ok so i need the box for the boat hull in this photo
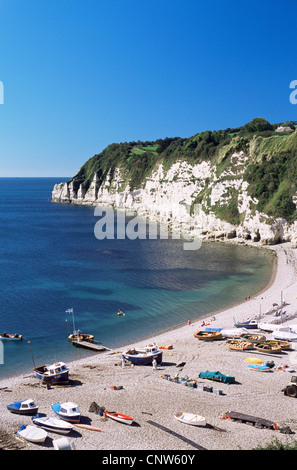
[123,350,163,365]
[51,402,81,424]
[32,417,73,435]
[105,411,133,425]
[33,365,69,384]
[174,412,206,426]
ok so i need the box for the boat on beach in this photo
[219,328,249,338]
[194,330,222,341]
[32,415,74,435]
[32,361,69,384]
[174,412,206,426]
[7,399,38,415]
[254,342,282,354]
[240,333,266,343]
[105,411,134,425]
[227,340,254,351]
[264,339,291,350]
[51,402,81,424]
[0,332,22,341]
[234,318,258,329]
[17,425,48,444]
[123,344,163,365]
[272,327,297,342]
[247,364,272,372]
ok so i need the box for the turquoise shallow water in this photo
[0,178,275,378]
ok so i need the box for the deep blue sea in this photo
[0,178,275,378]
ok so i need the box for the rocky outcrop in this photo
[52,151,297,246]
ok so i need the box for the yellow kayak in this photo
[245,357,263,364]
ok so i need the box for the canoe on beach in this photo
[254,343,282,354]
[174,412,206,426]
[227,340,254,351]
[240,333,266,343]
[105,411,134,425]
[194,330,222,341]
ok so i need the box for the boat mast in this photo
[281,291,283,325]
[66,308,76,335]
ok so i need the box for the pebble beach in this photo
[1,242,297,452]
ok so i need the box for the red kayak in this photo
[105,411,134,425]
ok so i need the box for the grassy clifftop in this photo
[70,118,297,223]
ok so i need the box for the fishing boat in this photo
[51,402,81,424]
[105,411,134,425]
[272,328,297,342]
[240,333,266,343]
[254,342,282,354]
[32,415,74,435]
[194,330,222,341]
[226,340,254,351]
[68,332,94,342]
[234,318,258,329]
[174,412,206,427]
[258,322,279,332]
[7,399,38,415]
[117,310,125,316]
[123,344,163,365]
[32,361,69,384]
[220,328,249,338]
[0,333,22,341]
[264,339,291,350]
[17,425,48,444]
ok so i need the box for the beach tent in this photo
[199,370,235,385]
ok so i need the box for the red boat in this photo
[105,411,134,425]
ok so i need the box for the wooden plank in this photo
[72,341,107,352]
[226,411,277,429]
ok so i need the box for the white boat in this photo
[32,415,74,434]
[174,412,206,426]
[258,322,279,332]
[17,425,48,443]
[220,328,249,338]
[272,328,297,342]
[123,344,163,365]
[105,411,134,425]
[51,402,81,423]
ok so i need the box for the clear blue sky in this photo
[0,0,296,177]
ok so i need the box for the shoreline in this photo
[1,242,297,451]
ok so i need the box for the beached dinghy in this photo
[7,399,38,415]
[220,328,249,339]
[254,342,282,354]
[0,333,22,341]
[123,344,163,365]
[234,319,258,329]
[33,361,69,385]
[105,411,134,425]
[226,340,254,351]
[32,415,74,435]
[240,333,266,343]
[272,328,297,342]
[194,330,222,341]
[51,402,81,424]
[265,339,291,350]
[17,425,48,444]
[174,412,206,426]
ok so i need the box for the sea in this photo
[0,178,275,379]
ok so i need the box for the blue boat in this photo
[32,415,74,434]
[32,361,69,384]
[51,401,81,423]
[123,344,163,365]
[234,317,258,329]
[7,399,38,415]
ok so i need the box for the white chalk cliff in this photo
[52,150,297,247]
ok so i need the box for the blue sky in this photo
[0,0,296,176]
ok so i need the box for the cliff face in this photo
[52,145,297,247]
